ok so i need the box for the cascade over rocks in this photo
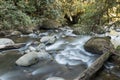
[84,37,114,54]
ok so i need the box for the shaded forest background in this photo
[0,0,120,33]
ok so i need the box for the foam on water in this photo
[55,36,97,67]
[46,40,67,51]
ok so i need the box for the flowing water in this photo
[0,31,120,80]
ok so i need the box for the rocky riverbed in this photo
[0,26,120,80]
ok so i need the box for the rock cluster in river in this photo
[15,26,77,66]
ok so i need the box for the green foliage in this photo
[0,0,33,30]
[0,0,119,31]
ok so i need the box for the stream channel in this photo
[0,27,120,80]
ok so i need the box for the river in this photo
[0,28,120,80]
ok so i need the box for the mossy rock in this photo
[84,36,114,54]
[36,19,62,30]
[116,46,120,51]
[71,24,91,35]
[71,24,105,35]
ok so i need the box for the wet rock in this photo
[71,24,91,35]
[37,49,52,59]
[15,51,39,66]
[11,31,22,36]
[28,46,36,51]
[36,19,61,30]
[0,31,6,37]
[28,33,38,38]
[36,43,46,51]
[62,28,76,37]
[46,77,65,80]
[40,35,57,45]
[84,37,114,54]
[17,26,33,34]
[110,36,120,49]
[0,38,14,45]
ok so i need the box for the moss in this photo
[116,46,120,51]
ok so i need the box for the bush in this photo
[0,0,33,30]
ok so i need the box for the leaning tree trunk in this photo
[74,50,112,80]
[0,43,26,50]
[0,42,39,51]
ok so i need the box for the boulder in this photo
[28,33,38,38]
[46,77,65,80]
[0,38,14,45]
[40,35,57,45]
[35,19,61,31]
[84,37,114,54]
[71,24,91,35]
[11,31,22,36]
[15,51,39,66]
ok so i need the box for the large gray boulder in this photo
[15,51,39,66]
[0,38,14,45]
[84,37,114,54]
[16,50,52,66]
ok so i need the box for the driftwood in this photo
[74,50,112,80]
[0,43,26,50]
[0,42,40,51]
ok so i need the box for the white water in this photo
[53,36,98,67]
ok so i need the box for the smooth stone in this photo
[0,38,14,45]
[11,31,22,36]
[15,51,39,66]
[40,35,57,44]
[63,29,76,37]
[28,33,38,38]
[46,77,65,80]
[38,32,49,38]
[28,46,36,51]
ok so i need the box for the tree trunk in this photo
[0,43,26,51]
[0,42,39,51]
[74,51,112,80]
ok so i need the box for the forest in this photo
[0,0,119,32]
